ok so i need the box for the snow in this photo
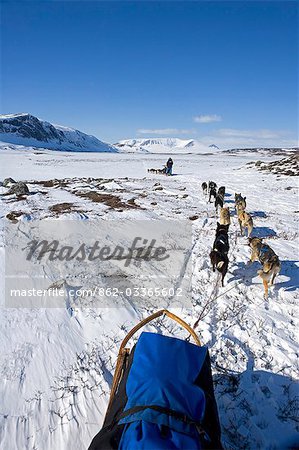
[0,112,31,119]
[114,137,219,153]
[0,145,298,449]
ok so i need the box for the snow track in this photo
[0,148,298,449]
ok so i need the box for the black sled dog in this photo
[210,223,229,286]
[214,193,224,212]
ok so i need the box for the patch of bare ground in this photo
[74,191,144,210]
[4,196,27,203]
[49,203,76,214]
[255,154,299,176]
[34,179,70,188]
[32,177,125,191]
[99,178,114,184]
[6,211,24,223]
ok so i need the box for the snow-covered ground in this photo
[0,146,298,449]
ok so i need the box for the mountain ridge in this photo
[0,113,117,153]
[114,138,219,153]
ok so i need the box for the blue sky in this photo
[1,1,298,147]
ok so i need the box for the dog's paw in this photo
[264,296,269,308]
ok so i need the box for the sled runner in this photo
[89,309,222,450]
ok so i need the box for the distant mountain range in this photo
[0,113,116,152]
[0,113,221,153]
[114,138,219,153]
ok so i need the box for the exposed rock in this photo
[255,154,299,177]
[3,177,16,187]
[7,182,29,196]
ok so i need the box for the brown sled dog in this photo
[220,207,231,226]
[238,211,253,237]
[235,193,246,214]
[248,237,281,299]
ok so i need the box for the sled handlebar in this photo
[120,309,201,350]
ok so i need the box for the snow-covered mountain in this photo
[114,138,219,153]
[0,113,117,152]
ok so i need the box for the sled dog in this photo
[210,222,230,286]
[238,211,253,237]
[215,193,224,212]
[148,167,166,174]
[218,186,225,197]
[235,193,246,212]
[248,237,281,299]
[209,186,217,203]
[202,182,208,195]
[209,181,217,192]
[220,207,231,226]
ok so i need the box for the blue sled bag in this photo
[89,310,222,450]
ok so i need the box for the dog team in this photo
[202,181,281,299]
[148,158,173,176]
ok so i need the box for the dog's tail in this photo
[210,250,225,270]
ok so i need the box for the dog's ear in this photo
[216,221,220,228]
[244,196,246,201]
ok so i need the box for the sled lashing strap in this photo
[118,404,205,433]
[118,332,208,449]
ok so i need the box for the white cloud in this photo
[199,128,297,149]
[193,114,222,123]
[215,128,287,139]
[137,128,194,135]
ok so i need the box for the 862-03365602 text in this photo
[9,286,183,298]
